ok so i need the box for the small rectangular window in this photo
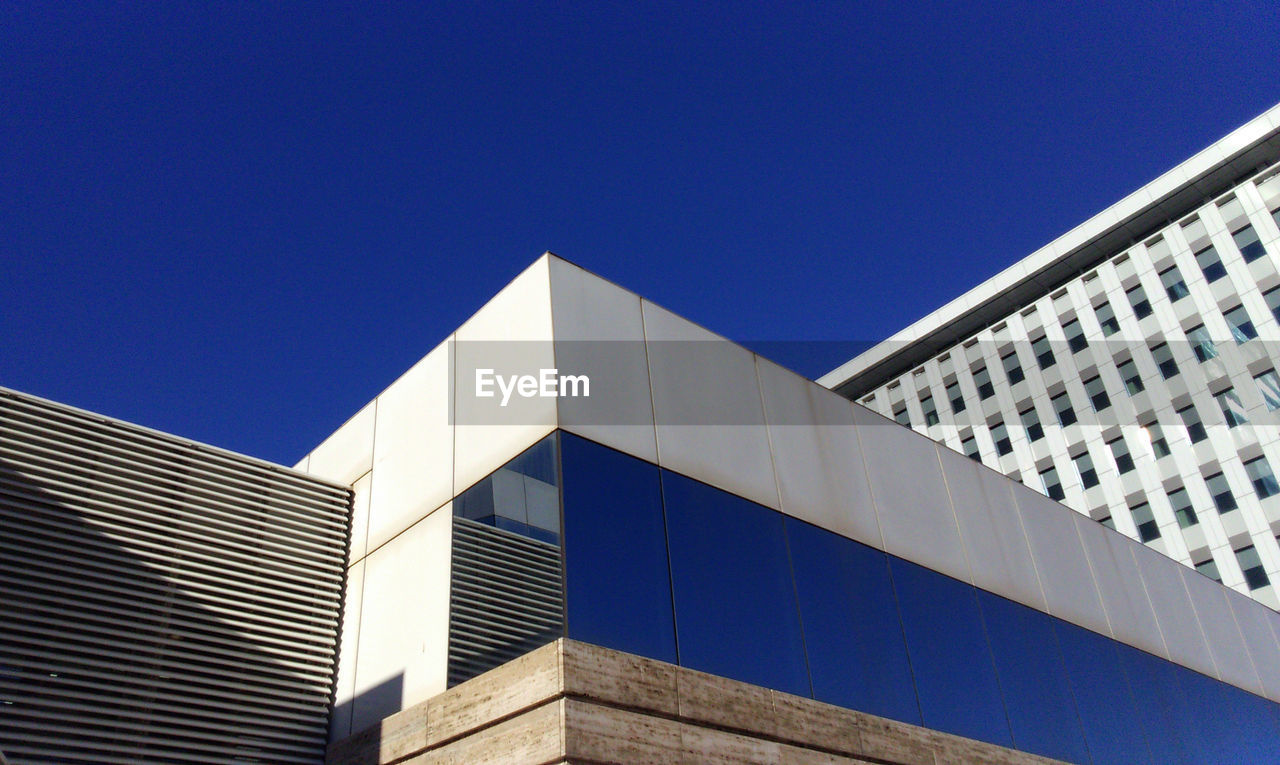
[1126,285,1153,319]
[1233,225,1267,263]
[1142,420,1171,458]
[1264,286,1280,325]
[1255,369,1280,411]
[1094,301,1120,335]
[1214,388,1248,428]
[1052,391,1077,426]
[1002,350,1025,384]
[1196,245,1228,283]
[1179,404,1208,444]
[1225,305,1258,344]
[1084,375,1110,412]
[946,381,965,414]
[1074,452,1099,489]
[1063,319,1088,353]
[893,404,911,427]
[1099,515,1116,530]
[1151,342,1178,379]
[1020,407,1043,442]
[1195,558,1221,582]
[1117,358,1145,395]
[1131,502,1160,543]
[1159,265,1190,302]
[1206,471,1237,513]
[921,395,940,426]
[1244,456,1280,499]
[961,435,980,461]
[1040,466,1065,501]
[1187,324,1217,363]
[1168,487,1197,528]
[989,420,1013,456]
[972,366,995,399]
[1031,335,1056,370]
[1235,545,1270,590]
[1108,436,1135,474]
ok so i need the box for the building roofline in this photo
[819,102,1280,397]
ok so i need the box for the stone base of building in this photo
[327,639,1063,764]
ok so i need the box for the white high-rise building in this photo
[822,102,1280,609]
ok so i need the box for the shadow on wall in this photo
[0,453,337,764]
[326,674,404,761]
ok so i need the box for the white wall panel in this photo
[368,340,454,553]
[454,257,557,493]
[548,257,657,463]
[1132,544,1219,680]
[1229,591,1280,700]
[853,406,970,583]
[938,447,1045,611]
[349,471,372,566]
[643,300,778,509]
[352,506,452,732]
[1181,565,1264,694]
[1014,488,1112,637]
[757,358,881,548]
[1078,518,1168,659]
[308,402,375,487]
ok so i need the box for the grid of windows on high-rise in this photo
[858,161,1280,606]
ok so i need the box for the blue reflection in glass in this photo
[560,433,677,664]
[1117,644,1194,763]
[455,433,561,544]
[978,591,1089,762]
[785,518,921,724]
[1053,620,1151,764]
[889,558,1012,748]
[662,470,810,697]
[1175,663,1280,764]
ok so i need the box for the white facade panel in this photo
[757,358,882,548]
[307,401,375,487]
[642,300,779,509]
[1079,517,1169,659]
[1014,487,1112,637]
[330,558,364,742]
[1133,543,1219,680]
[1181,564,1265,695]
[1230,591,1280,699]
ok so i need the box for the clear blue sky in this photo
[4,2,1279,465]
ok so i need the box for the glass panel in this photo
[1244,456,1280,498]
[921,395,940,426]
[1085,375,1110,411]
[1225,305,1258,344]
[1142,420,1171,458]
[1151,342,1178,379]
[978,592,1089,763]
[893,404,910,426]
[1177,662,1280,763]
[1196,245,1228,282]
[946,381,965,413]
[889,558,1011,747]
[1159,265,1189,301]
[455,433,561,544]
[1206,472,1237,513]
[1195,558,1220,581]
[1074,452,1099,488]
[961,435,979,460]
[1126,285,1153,319]
[973,366,995,399]
[1216,388,1248,428]
[1168,487,1197,528]
[1064,319,1088,353]
[1266,286,1280,324]
[1117,644,1196,763]
[1179,405,1207,443]
[1109,436,1134,473]
[785,519,920,724]
[1233,224,1267,263]
[662,470,810,696]
[990,420,1013,455]
[1118,358,1144,394]
[1236,545,1271,590]
[1002,350,1025,384]
[560,433,677,663]
[1188,324,1217,362]
[1020,407,1043,441]
[1131,502,1159,542]
[1032,335,1055,369]
[1052,392,1076,426]
[1040,466,1065,501]
[1095,301,1120,335]
[1255,370,1280,410]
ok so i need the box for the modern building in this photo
[0,387,351,762]
[300,254,1280,763]
[822,102,1280,611]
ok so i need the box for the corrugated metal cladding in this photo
[446,517,563,688]
[0,388,352,764]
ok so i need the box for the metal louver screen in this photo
[0,388,351,764]
[447,517,563,687]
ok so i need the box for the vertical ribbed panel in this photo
[0,388,351,764]
[446,517,563,688]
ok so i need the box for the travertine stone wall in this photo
[327,640,1065,765]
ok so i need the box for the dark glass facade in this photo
[452,430,1280,764]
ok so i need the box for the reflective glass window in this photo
[1084,375,1110,412]
[1168,487,1197,528]
[1063,319,1088,353]
[560,433,677,663]
[455,433,561,544]
[785,519,920,724]
[1020,406,1043,442]
[1126,285,1153,319]
[1095,301,1120,335]
[1074,452,1099,488]
[1001,350,1025,384]
[1039,465,1065,501]
[946,381,965,413]
[1266,286,1280,324]
[978,593,1089,763]
[1225,304,1258,344]
[1236,544,1270,590]
[1131,502,1160,542]
[889,558,1011,747]
[1206,471,1237,513]
[961,434,979,461]
[921,395,940,426]
[1196,245,1228,282]
[1179,404,1207,443]
[972,365,995,399]
[1187,324,1217,362]
[990,420,1013,456]
[1151,342,1178,379]
[1141,420,1171,458]
[1176,659,1280,763]
[1051,391,1076,427]
[662,471,810,696]
[1108,436,1135,474]
[1031,335,1055,370]
[1244,456,1280,499]
[893,404,910,426]
[1118,358,1144,395]
[1233,224,1267,263]
[1255,369,1280,411]
[1215,387,1248,428]
[1195,558,1220,581]
[1159,265,1190,302]
[1116,643,1196,762]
